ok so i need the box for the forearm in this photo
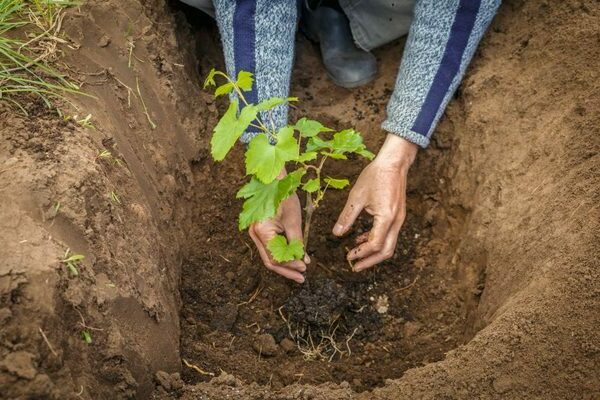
[383,0,501,148]
[213,0,297,143]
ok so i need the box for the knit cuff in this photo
[381,120,430,148]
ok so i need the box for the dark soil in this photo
[175,10,470,393]
[0,1,598,399]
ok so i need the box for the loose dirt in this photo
[0,0,598,399]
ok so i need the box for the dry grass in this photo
[0,0,82,112]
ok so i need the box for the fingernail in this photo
[333,223,344,236]
[298,276,305,283]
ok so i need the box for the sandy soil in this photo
[0,0,598,399]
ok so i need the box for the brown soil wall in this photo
[0,0,598,399]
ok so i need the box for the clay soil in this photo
[0,1,598,400]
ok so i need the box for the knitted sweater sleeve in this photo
[382,0,501,148]
[212,0,297,144]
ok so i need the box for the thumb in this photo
[333,197,363,236]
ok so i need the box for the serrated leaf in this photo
[331,129,363,153]
[211,100,258,161]
[267,234,304,262]
[236,169,305,230]
[245,127,299,183]
[293,117,333,138]
[306,136,332,152]
[236,70,254,91]
[324,177,350,189]
[214,82,234,97]
[277,168,306,200]
[296,151,317,162]
[256,97,298,112]
[237,178,279,230]
[203,68,217,88]
[321,151,347,160]
[302,178,320,193]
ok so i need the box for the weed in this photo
[61,249,84,276]
[81,330,92,344]
[109,190,120,205]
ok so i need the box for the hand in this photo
[248,170,309,283]
[333,134,418,271]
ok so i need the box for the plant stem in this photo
[303,191,315,251]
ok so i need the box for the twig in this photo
[38,327,58,357]
[237,283,263,307]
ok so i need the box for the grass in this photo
[0,0,82,112]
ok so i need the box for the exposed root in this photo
[182,358,215,376]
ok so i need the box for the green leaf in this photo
[321,151,347,160]
[293,117,333,138]
[245,127,299,183]
[324,177,350,189]
[306,136,332,152]
[267,234,304,262]
[66,264,79,276]
[63,254,84,262]
[296,151,317,162]
[277,168,306,200]
[356,148,375,160]
[214,82,234,97]
[302,178,320,193]
[211,100,258,161]
[81,330,92,344]
[236,169,305,230]
[331,129,363,153]
[237,178,279,230]
[236,71,254,91]
[256,97,298,112]
[203,68,217,88]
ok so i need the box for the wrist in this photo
[375,134,418,169]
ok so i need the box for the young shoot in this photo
[204,69,373,263]
[62,249,84,276]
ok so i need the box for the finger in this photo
[281,259,306,273]
[353,249,393,272]
[354,214,405,271]
[249,227,279,267]
[355,231,370,245]
[250,226,306,272]
[347,216,392,261]
[266,264,305,283]
[333,197,363,236]
[304,253,311,264]
[249,229,305,282]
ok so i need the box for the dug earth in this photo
[0,0,598,399]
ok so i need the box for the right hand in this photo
[248,191,309,284]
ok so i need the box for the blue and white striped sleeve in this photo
[382,0,501,148]
[213,0,297,143]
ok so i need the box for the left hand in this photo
[333,134,418,271]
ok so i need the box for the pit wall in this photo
[367,1,600,398]
[0,0,210,398]
[0,1,598,400]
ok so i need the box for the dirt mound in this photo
[1,0,598,399]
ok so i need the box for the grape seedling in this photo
[204,69,373,263]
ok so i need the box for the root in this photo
[279,307,358,362]
[182,359,215,376]
[38,327,58,357]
